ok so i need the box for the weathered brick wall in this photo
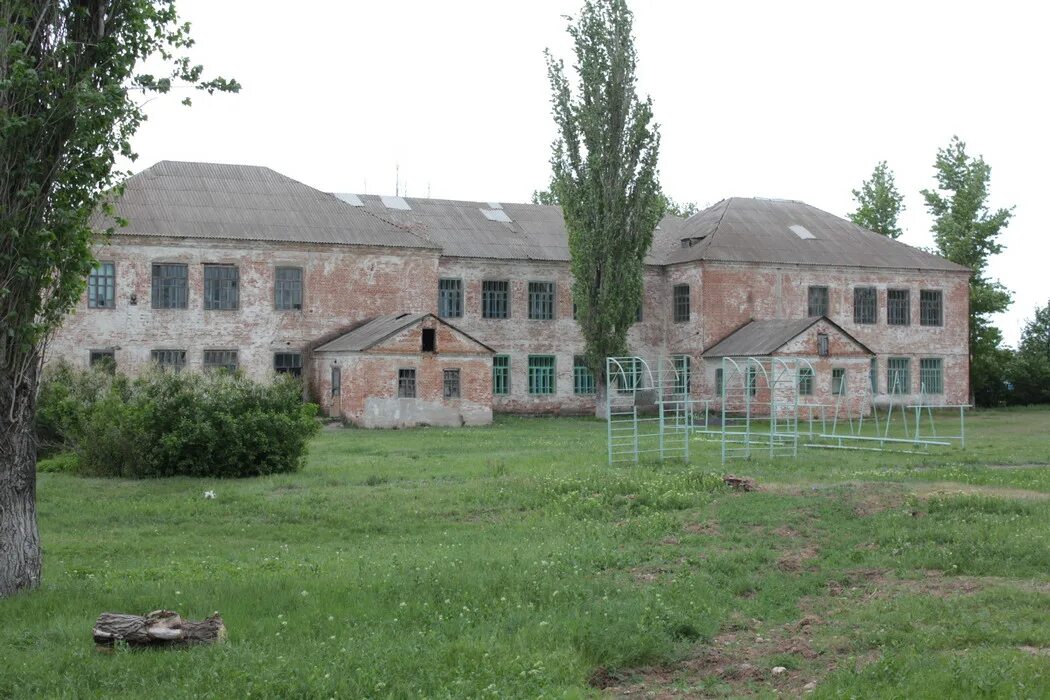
[434,258,666,414]
[693,261,970,405]
[48,236,440,378]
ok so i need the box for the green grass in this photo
[2,408,1049,698]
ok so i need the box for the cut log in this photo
[93,610,226,649]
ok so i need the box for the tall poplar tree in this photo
[921,136,1013,405]
[545,0,663,411]
[849,161,905,238]
[0,0,237,597]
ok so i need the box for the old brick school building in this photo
[51,160,970,427]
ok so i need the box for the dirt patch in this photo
[777,546,820,573]
[773,525,800,538]
[683,521,720,536]
[660,536,681,546]
[1019,645,1050,656]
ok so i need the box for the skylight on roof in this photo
[789,224,815,240]
[486,201,503,210]
[381,195,411,211]
[480,208,512,223]
[334,192,364,206]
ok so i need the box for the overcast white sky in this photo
[127,0,1048,346]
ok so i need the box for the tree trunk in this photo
[0,365,42,598]
[93,610,226,648]
[594,377,609,418]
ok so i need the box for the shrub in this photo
[36,452,79,474]
[36,366,319,478]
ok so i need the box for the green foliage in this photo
[921,137,1013,405]
[849,161,905,238]
[545,0,664,387]
[661,196,699,218]
[1,0,239,371]
[36,366,319,478]
[35,452,78,474]
[1010,301,1050,404]
[531,188,560,205]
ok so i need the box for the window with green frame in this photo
[673,355,690,395]
[747,366,758,397]
[573,356,595,395]
[492,355,510,395]
[615,357,642,392]
[798,367,814,396]
[528,355,556,394]
[920,357,943,394]
[832,367,846,395]
[887,357,910,394]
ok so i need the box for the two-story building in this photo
[49,160,970,425]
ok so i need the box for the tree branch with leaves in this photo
[849,161,904,238]
[0,0,238,597]
[544,0,664,413]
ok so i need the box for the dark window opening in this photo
[817,333,829,357]
[422,328,436,352]
[887,289,910,326]
[151,263,188,309]
[331,366,341,397]
[854,287,876,324]
[204,264,239,310]
[528,281,555,320]
[89,350,115,373]
[673,284,690,323]
[482,280,509,319]
[275,267,304,310]
[438,278,462,318]
[151,349,186,372]
[920,290,943,326]
[203,349,238,373]
[274,352,303,378]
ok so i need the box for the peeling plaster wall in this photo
[434,258,667,414]
[49,237,440,378]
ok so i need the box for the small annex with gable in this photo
[313,313,494,428]
[704,316,874,415]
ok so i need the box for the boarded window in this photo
[854,287,876,324]
[398,368,416,398]
[438,278,462,318]
[492,355,510,395]
[887,289,910,326]
[204,264,239,310]
[887,357,910,394]
[331,366,341,396]
[673,355,690,395]
[89,349,115,373]
[807,286,828,317]
[275,267,303,310]
[151,263,188,309]
[528,282,555,320]
[88,262,115,309]
[151,349,186,372]
[482,280,509,319]
[573,356,595,395]
[920,357,943,394]
[817,333,829,357]
[443,368,461,398]
[920,290,943,326]
[528,355,555,394]
[832,368,846,395]
[203,349,238,373]
[798,367,814,396]
[274,352,303,378]
[673,284,690,323]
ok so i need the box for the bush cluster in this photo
[37,363,320,478]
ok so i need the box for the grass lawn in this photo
[2,407,1049,698]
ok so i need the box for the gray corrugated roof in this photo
[662,198,968,272]
[99,161,437,250]
[704,317,825,357]
[313,313,495,353]
[348,193,682,264]
[314,314,428,352]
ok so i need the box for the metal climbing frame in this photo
[719,357,808,463]
[606,356,692,464]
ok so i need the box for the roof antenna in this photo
[395,163,400,197]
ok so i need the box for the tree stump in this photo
[723,474,758,492]
[93,610,226,649]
